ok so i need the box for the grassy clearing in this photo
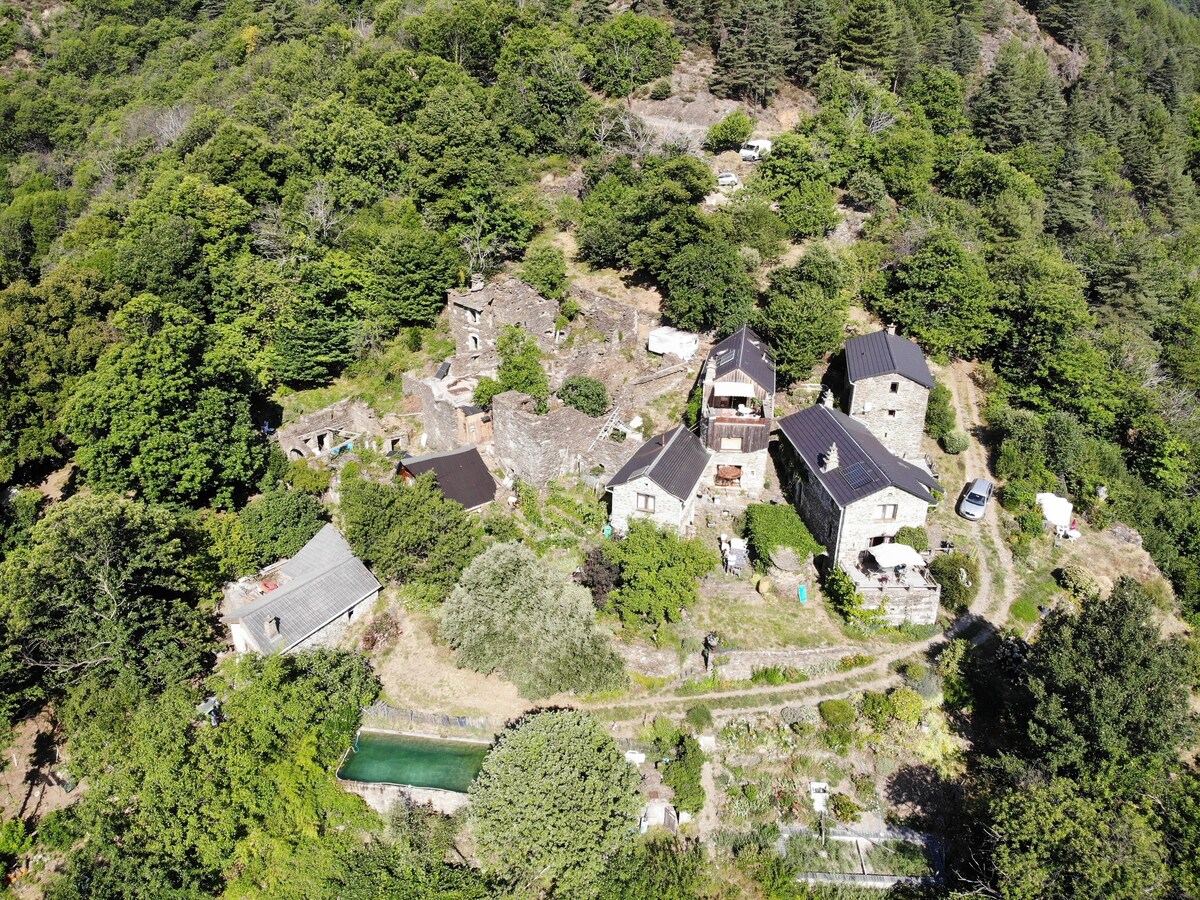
[692,579,846,650]
[785,833,861,874]
[1011,575,1058,625]
[864,840,932,877]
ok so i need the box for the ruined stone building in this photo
[697,325,775,496]
[844,328,935,460]
[607,426,711,534]
[402,369,494,450]
[777,400,942,625]
[276,399,406,462]
[448,276,560,356]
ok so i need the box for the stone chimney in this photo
[820,386,835,408]
[265,616,280,639]
[886,323,897,335]
[821,442,839,472]
[469,273,485,292]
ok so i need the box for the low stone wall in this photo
[717,646,851,682]
[340,779,470,815]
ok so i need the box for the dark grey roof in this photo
[400,446,496,510]
[777,404,941,507]
[607,426,711,501]
[844,330,935,389]
[711,325,775,394]
[222,524,381,653]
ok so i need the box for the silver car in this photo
[958,478,994,521]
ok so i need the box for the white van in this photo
[739,139,773,162]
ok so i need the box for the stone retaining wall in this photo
[717,646,851,681]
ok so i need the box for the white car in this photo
[717,172,740,187]
[739,139,773,162]
[957,478,994,521]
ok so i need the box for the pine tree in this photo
[893,17,921,91]
[711,0,792,106]
[577,0,611,26]
[793,0,836,86]
[948,17,980,76]
[839,0,898,75]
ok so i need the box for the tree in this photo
[971,41,1064,157]
[440,543,625,698]
[710,0,792,106]
[558,375,609,417]
[660,733,705,813]
[924,380,956,440]
[660,241,755,334]
[469,710,640,893]
[366,226,461,329]
[704,110,755,153]
[595,836,708,900]
[494,324,550,409]
[63,295,264,507]
[339,466,482,603]
[839,0,898,74]
[239,488,326,567]
[520,242,568,300]
[0,495,214,693]
[880,231,995,358]
[1024,577,1197,776]
[603,521,717,626]
[990,776,1169,900]
[587,13,680,97]
[793,0,836,85]
[751,250,847,384]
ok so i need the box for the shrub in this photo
[704,110,755,153]
[1057,564,1100,601]
[818,699,856,731]
[924,381,956,440]
[743,504,823,571]
[558,376,609,417]
[1017,509,1045,535]
[649,79,672,100]
[686,704,714,731]
[35,809,76,851]
[823,567,882,625]
[0,819,31,865]
[894,526,929,553]
[837,652,875,670]
[846,170,887,211]
[829,793,863,823]
[942,429,969,454]
[888,686,924,725]
[929,551,979,612]
[603,521,718,627]
[661,734,706,813]
[578,545,621,609]
[999,478,1037,511]
[860,691,892,730]
[285,460,331,495]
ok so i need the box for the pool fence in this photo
[361,701,500,735]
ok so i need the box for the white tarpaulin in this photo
[868,542,926,568]
[647,327,699,360]
[712,382,756,398]
[1036,493,1073,530]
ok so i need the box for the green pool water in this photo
[337,732,489,793]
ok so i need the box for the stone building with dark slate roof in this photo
[607,426,712,534]
[844,328,935,460]
[697,324,775,496]
[398,446,497,512]
[778,399,942,625]
[221,524,382,654]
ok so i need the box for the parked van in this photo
[739,139,773,162]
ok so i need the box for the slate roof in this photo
[400,446,497,510]
[777,404,941,507]
[844,330,935,389]
[607,426,712,501]
[710,325,775,394]
[222,524,381,653]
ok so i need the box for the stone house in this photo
[844,328,935,460]
[276,399,406,462]
[697,325,775,496]
[402,369,494,450]
[607,426,712,534]
[448,276,559,356]
[221,524,382,654]
[777,401,942,624]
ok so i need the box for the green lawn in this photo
[1011,575,1059,625]
[692,581,846,650]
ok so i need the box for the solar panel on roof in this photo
[840,462,874,490]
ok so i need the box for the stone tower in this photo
[844,328,935,460]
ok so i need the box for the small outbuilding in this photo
[607,426,711,534]
[398,446,497,512]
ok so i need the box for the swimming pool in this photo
[336,731,489,794]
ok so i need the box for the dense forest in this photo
[2,0,1200,894]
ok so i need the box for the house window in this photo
[636,493,656,513]
[887,409,897,417]
[876,504,898,520]
[720,436,743,452]
[467,308,481,324]
[468,334,480,351]
[890,382,900,393]
[869,535,891,547]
